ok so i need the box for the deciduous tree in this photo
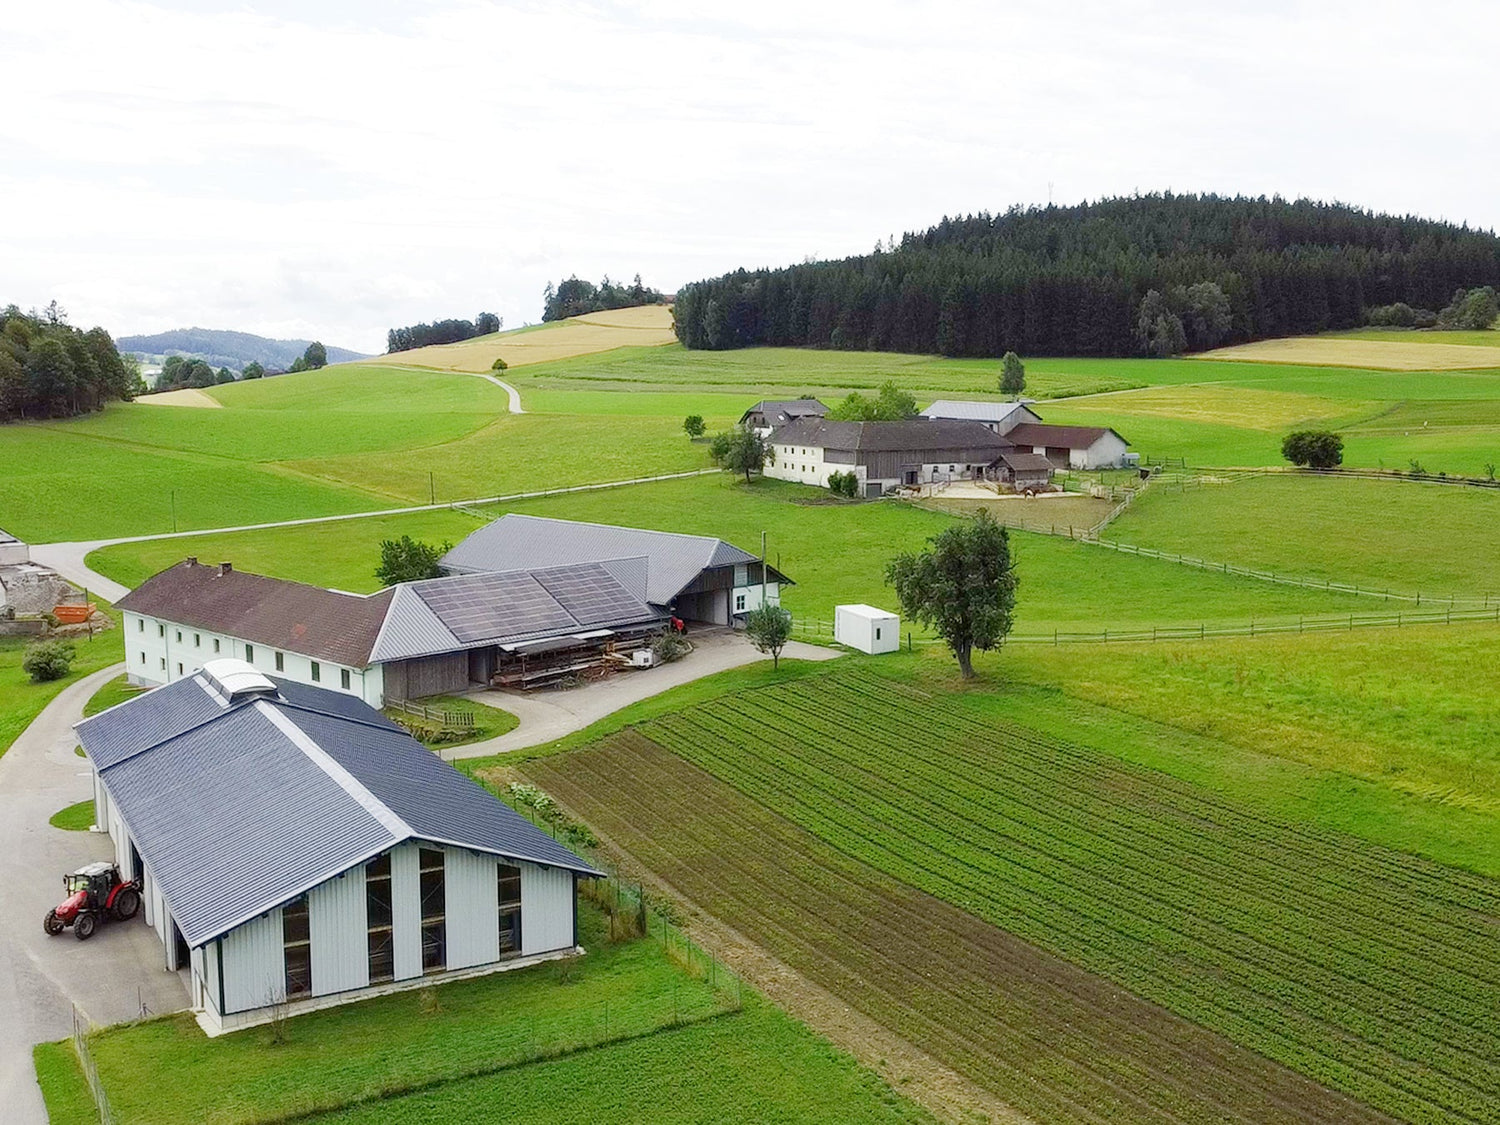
[886,511,1017,678]
[375,536,452,585]
[1281,430,1344,469]
[683,414,706,437]
[709,427,771,482]
[744,604,793,669]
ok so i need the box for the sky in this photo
[3,0,1497,354]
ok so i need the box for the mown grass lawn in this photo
[31,1042,95,1125]
[88,474,1373,634]
[76,905,730,1125]
[82,673,145,716]
[386,694,518,748]
[49,799,95,831]
[0,625,122,757]
[1111,472,1500,596]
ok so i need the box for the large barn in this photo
[441,514,792,628]
[76,660,600,1034]
[766,417,1013,495]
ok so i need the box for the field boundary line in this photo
[1008,606,1500,645]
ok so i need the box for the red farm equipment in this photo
[43,862,141,940]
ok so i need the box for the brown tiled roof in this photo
[116,560,394,667]
[1004,423,1126,449]
[997,451,1056,472]
[770,416,1012,453]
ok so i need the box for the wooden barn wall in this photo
[858,445,1007,478]
[384,652,469,700]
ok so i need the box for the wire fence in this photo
[1010,606,1500,645]
[72,1005,115,1125]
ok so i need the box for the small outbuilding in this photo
[834,604,900,654]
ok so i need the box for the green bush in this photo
[826,470,860,498]
[23,641,76,683]
[490,357,508,371]
[1280,430,1343,469]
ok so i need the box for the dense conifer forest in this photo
[672,194,1500,357]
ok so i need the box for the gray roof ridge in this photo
[256,701,411,838]
[503,512,725,549]
[272,695,405,738]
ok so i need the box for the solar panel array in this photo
[411,561,658,645]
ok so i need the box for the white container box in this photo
[833,604,900,655]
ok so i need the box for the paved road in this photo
[29,469,722,605]
[0,664,189,1124]
[445,634,842,760]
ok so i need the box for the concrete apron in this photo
[0,664,188,1124]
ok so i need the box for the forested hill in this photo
[672,195,1500,358]
[119,328,367,372]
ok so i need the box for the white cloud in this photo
[2,0,1496,352]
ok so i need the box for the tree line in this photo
[1,302,141,422]
[387,312,501,354]
[148,341,326,392]
[672,194,1500,358]
[543,274,665,321]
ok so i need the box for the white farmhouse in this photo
[766,417,1013,495]
[1002,423,1132,470]
[76,660,601,1035]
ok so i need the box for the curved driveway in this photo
[0,663,187,1123]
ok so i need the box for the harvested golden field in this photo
[1060,383,1370,430]
[132,388,222,408]
[378,304,676,372]
[1195,337,1500,371]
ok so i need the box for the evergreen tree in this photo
[999,351,1026,397]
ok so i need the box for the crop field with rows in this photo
[526,669,1500,1125]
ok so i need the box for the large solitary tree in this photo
[303,341,328,369]
[885,511,1018,678]
[375,536,452,585]
[709,427,771,482]
[1281,430,1344,469]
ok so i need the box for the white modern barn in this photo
[75,660,600,1034]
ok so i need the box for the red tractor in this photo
[44,861,141,940]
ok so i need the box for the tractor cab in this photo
[45,861,140,940]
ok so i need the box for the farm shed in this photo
[1004,423,1131,470]
[442,515,792,629]
[993,450,1056,490]
[75,660,601,1035]
[766,416,1012,494]
[739,397,829,435]
[834,604,899,654]
[118,555,668,703]
[919,400,1041,435]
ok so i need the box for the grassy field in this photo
[1111,473,1500,597]
[31,1042,94,1125]
[383,304,678,372]
[1197,336,1500,370]
[303,998,930,1125]
[82,673,144,717]
[0,626,122,756]
[385,693,518,748]
[87,474,1374,634]
[48,799,95,830]
[525,667,1500,1124]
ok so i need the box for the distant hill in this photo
[673,193,1500,358]
[118,328,368,372]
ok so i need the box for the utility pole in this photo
[170,490,177,533]
[429,471,435,505]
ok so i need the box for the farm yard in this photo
[9,318,1500,1125]
[520,667,1500,1125]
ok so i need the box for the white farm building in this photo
[75,660,601,1034]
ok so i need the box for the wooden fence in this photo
[385,699,476,729]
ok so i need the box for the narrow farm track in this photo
[525,740,1394,1125]
[528,668,1500,1124]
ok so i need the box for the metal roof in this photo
[370,562,664,663]
[77,670,601,947]
[739,398,829,424]
[920,400,1036,424]
[441,515,768,606]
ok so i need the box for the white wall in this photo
[221,909,287,1012]
[834,608,899,654]
[309,867,369,996]
[391,841,423,981]
[766,442,840,488]
[522,862,575,956]
[730,583,780,616]
[446,849,501,970]
[122,611,382,706]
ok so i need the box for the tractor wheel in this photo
[43,910,64,936]
[111,888,141,921]
[74,913,97,941]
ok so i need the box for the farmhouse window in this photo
[176,630,182,643]
[158,623,165,637]
[213,639,220,654]
[366,853,394,983]
[245,644,254,662]
[735,593,747,612]
[137,619,143,633]
[419,848,446,973]
[498,865,522,958]
[177,663,183,676]
[311,661,321,683]
[139,652,145,664]
[159,658,166,670]
[274,651,284,672]
[341,669,351,690]
[194,633,200,647]
[283,896,312,997]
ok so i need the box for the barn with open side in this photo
[75,659,601,1035]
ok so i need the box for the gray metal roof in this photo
[739,398,829,424]
[920,400,1036,424]
[370,561,664,663]
[441,515,764,606]
[769,416,1013,454]
[77,668,601,947]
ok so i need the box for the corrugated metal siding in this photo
[223,910,285,1013]
[310,867,369,996]
[521,863,575,955]
[391,842,423,981]
[445,849,500,970]
[203,942,222,1015]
